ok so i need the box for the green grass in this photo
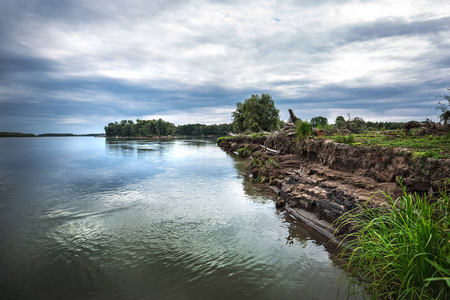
[324,132,450,159]
[335,180,450,299]
[333,135,355,144]
[217,136,226,142]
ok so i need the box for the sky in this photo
[1,0,449,134]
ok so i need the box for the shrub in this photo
[347,116,367,133]
[237,146,252,157]
[296,119,313,140]
[336,180,450,299]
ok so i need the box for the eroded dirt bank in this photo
[218,135,450,236]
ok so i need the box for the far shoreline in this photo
[0,132,105,138]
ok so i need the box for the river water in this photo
[0,137,360,299]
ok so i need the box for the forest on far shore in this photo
[104,119,233,137]
[103,117,411,138]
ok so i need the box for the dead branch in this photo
[259,145,280,154]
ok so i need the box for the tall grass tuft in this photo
[296,119,313,141]
[336,180,450,299]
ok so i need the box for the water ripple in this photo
[0,138,363,300]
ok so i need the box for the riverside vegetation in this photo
[219,122,450,299]
[218,91,450,299]
[336,180,450,300]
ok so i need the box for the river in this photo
[0,137,361,299]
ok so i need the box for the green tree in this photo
[310,116,328,127]
[232,94,280,133]
[437,87,450,124]
[347,116,367,133]
[335,116,345,128]
[104,119,176,137]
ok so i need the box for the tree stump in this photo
[288,109,298,123]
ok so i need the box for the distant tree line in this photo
[365,121,406,131]
[38,133,75,137]
[104,119,233,137]
[177,123,233,136]
[305,116,406,132]
[329,116,406,132]
[0,132,36,137]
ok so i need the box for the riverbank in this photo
[218,131,450,236]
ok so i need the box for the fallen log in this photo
[259,145,280,154]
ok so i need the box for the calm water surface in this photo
[0,137,360,299]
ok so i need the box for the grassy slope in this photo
[327,130,450,159]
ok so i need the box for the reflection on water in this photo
[0,137,362,299]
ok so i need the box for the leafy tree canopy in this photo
[232,94,280,133]
[310,116,328,127]
[335,116,346,128]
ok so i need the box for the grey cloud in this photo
[0,0,183,24]
[275,81,441,123]
[338,16,450,44]
[0,0,449,134]
[0,52,57,77]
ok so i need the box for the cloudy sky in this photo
[1,0,449,134]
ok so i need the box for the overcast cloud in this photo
[1,0,449,133]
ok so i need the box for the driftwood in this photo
[404,119,449,135]
[259,145,280,154]
[284,122,296,129]
[405,121,421,135]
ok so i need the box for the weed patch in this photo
[296,120,313,141]
[333,135,355,144]
[237,146,252,158]
[335,180,450,299]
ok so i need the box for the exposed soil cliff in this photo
[218,135,450,235]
